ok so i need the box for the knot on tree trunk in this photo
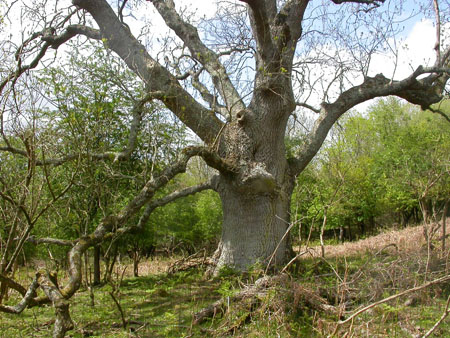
[238,162,277,194]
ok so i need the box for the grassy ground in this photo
[1,223,449,337]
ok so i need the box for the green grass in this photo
[1,269,222,337]
[1,245,449,337]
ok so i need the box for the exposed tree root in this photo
[193,274,339,325]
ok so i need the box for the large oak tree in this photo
[2,1,450,335]
[1,0,450,277]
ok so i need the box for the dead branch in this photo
[338,274,450,326]
[422,295,450,338]
[109,291,127,330]
[167,249,212,274]
[0,273,40,314]
[292,283,341,317]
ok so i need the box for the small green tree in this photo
[291,98,449,246]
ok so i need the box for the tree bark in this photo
[40,274,74,338]
[213,96,295,272]
[133,251,140,277]
[215,181,293,271]
[93,246,101,286]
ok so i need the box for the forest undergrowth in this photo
[1,223,449,338]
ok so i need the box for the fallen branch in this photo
[167,249,212,274]
[338,274,450,326]
[293,284,340,317]
[422,295,450,338]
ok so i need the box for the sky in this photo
[2,0,442,76]
[1,0,447,114]
[356,18,441,111]
[369,19,440,79]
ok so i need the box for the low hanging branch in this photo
[0,273,40,314]
[34,146,230,304]
[0,274,28,297]
[27,236,75,247]
[0,144,228,337]
[126,180,214,235]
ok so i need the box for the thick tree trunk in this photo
[213,94,295,272]
[215,181,293,271]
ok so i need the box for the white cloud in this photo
[368,19,438,80]
[349,19,445,112]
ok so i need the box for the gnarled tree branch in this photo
[27,236,75,247]
[290,65,450,175]
[0,274,27,297]
[151,0,245,119]
[0,273,40,314]
[72,0,223,144]
[54,145,235,299]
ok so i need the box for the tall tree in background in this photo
[1,0,450,274]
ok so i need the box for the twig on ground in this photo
[422,295,450,338]
[109,291,127,330]
[338,274,450,326]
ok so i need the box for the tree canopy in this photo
[1,1,450,336]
